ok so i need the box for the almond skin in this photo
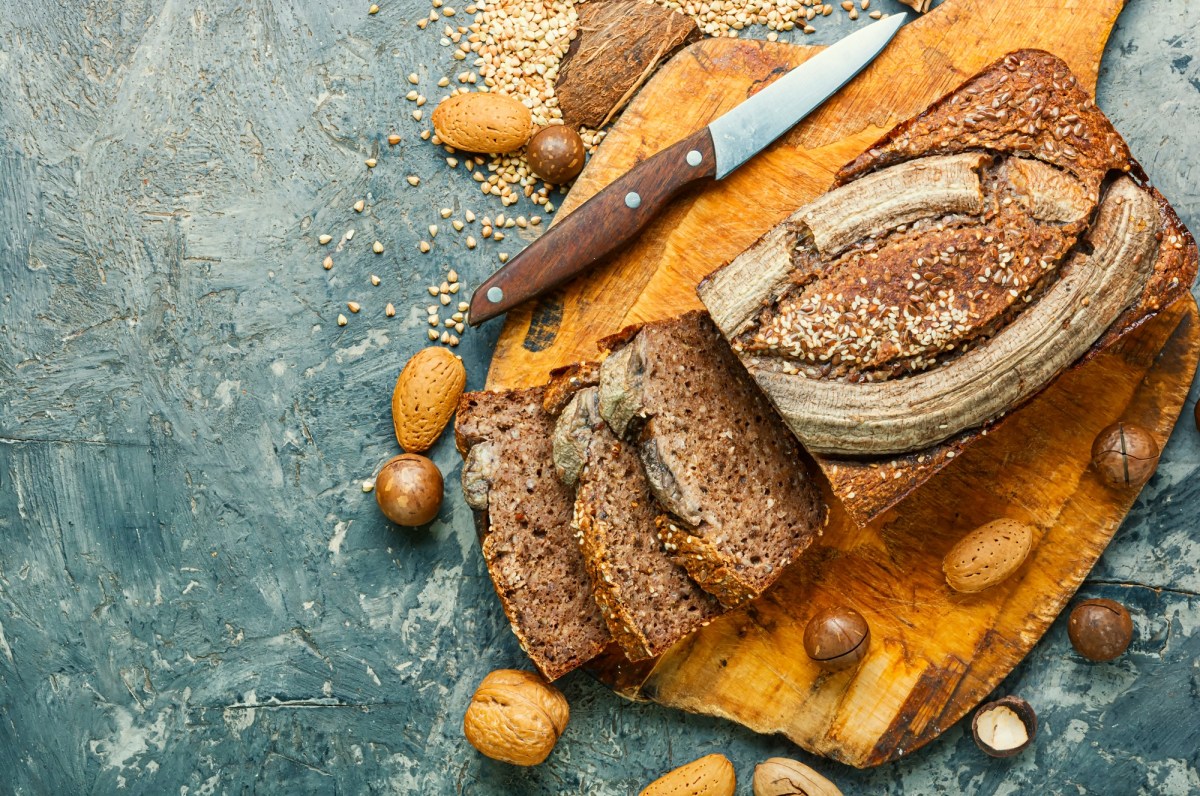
[431,92,532,153]
[640,754,736,796]
[392,347,467,452]
[943,519,1035,593]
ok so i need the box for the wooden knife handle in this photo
[468,127,717,326]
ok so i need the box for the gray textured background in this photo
[1,0,1198,793]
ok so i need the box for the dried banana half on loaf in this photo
[699,49,1197,523]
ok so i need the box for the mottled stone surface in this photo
[0,1,1197,793]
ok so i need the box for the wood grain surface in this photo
[481,0,1200,769]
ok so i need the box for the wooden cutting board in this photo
[484,0,1200,768]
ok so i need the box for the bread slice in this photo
[553,387,723,661]
[455,380,611,680]
[698,49,1198,525]
[597,310,826,607]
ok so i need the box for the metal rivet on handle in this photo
[686,150,703,166]
[625,192,641,209]
[487,286,503,303]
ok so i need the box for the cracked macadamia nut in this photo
[374,454,443,526]
[463,669,569,766]
[972,696,1036,757]
[753,757,843,796]
[1091,422,1160,487]
[803,606,870,671]
[1068,598,1133,661]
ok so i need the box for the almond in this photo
[942,519,1035,593]
[392,347,467,452]
[431,92,532,154]
[640,754,736,796]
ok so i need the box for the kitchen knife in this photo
[468,12,909,326]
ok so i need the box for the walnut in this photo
[463,669,569,766]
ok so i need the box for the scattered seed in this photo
[440,294,451,305]
[458,301,469,312]
[427,304,439,314]
[449,334,459,346]
[464,210,475,222]
[530,216,542,226]
[345,229,355,240]
[498,253,508,263]
[420,130,431,140]
[429,225,438,238]
[449,283,460,294]
[373,241,384,254]
[454,322,464,334]
[482,226,492,238]
[348,301,361,313]
[388,134,401,145]
[440,281,450,293]
[354,200,365,213]
[452,220,464,231]
[408,72,420,84]
[437,76,450,87]
[416,95,427,107]
[448,269,458,282]
[428,329,439,340]
[440,331,451,343]
[412,110,423,121]
[466,236,477,249]
[419,241,431,253]
[323,256,334,270]
[444,318,455,328]
[452,312,464,322]
[363,479,375,493]
[440,207,453,218]
[869,9,881,17]
[446,157,459,168]
[385,303,396,317]
[370,274,381,286]
[337,314,348,326]
[319,234,333,245]
[428,316,439,327]
[365,158,378,168]
[407,175,421,186]
[428,285,439,296]
[406,90,419,101]
[494,232,505,241]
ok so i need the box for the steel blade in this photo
[707,12,908,178]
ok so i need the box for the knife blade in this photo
[469,12,909,327]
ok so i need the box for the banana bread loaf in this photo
[455,378,611,680]
[699,49,1197,524]
[597,310,826,607]
[553,387,724,661]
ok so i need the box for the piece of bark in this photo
[555,0,701,130]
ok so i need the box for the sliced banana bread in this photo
[598,310,826,607]
[455,381,611,680]
[553,387,723,661]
